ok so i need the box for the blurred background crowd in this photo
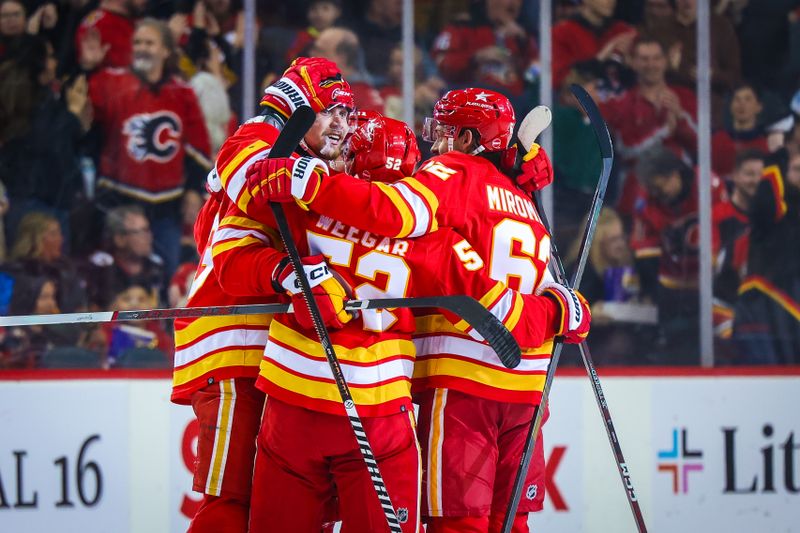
[0,0,798,370]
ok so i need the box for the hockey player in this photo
[247,88,590,532]
[172,56,350,533]
[216,107,588,533]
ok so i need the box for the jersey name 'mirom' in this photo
[486,184,541,223]
[315,215,410,257]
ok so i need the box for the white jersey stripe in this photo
[212,227,271,245]
[393,182,431,238]
[175,328,270,367]
[414,334,550,373]
[266,342,414,385]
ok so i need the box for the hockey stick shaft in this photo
[269,106,402,532]
[533,194,648,531]
[0,295,513,336]
[503,85,647,533]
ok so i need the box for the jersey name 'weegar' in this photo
[314,215,410,257]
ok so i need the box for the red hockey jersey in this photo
[213,126,563,413]
[171,190,282,404]
[431,22,537,96]
[601,85,698,165]
[552,16,637,88]
[89,68,212,203]
[306,152,558,404]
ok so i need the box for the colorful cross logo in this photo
[657,428,703,494]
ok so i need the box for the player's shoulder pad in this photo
[89,251,114,267]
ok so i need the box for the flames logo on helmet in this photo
[319,74,345,88]
[123,111,182,163]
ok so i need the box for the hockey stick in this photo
[517,98,647,532]
[502,86,647,533]
[0,294,520,364]
[269,105,403,532]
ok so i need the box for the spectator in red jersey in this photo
[311,27,385,112]
[88,18,211,281]
[712,83,770,179]
[430,0,537,97]
[631,146,703,363]
[350,0,402,83]
[76,0,147,71]
[711,148,765,342]
[551,0,637,89]
[85,204,164,309]
[601,36,697,218]
[285,0,341,64]
[645,0,741,125]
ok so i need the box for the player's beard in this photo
[316,133,344,160]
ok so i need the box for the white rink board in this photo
[0,374,798,532]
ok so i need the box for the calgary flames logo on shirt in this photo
[122,111,182,163]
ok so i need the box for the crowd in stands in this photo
[0,0,798,369]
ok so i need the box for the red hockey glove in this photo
[246,156,327,209]
[273,255,353,330]
[538,281,591,344]
[516,143,554,193]
[260,57,349,117]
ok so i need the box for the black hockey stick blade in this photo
[272,105,317,157]
[351,296,521,369]
[570,83,613,160]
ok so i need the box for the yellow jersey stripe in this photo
[375,182,416,238]
[504,292,524,332]
[402,177,439,232]
[219,140,268,187]
[413,358,547,392]
[174,316,270,345]
[212,235,265,257]
[206,379,235,495]
[173,349,264,387]
[270,321,415,363]
[428,388,446,516]
[454,281,507,331]
[260,359,411,405]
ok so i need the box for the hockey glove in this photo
[261,57,349,117]
[246,156,327,210]
[273,254,353,330]
[538,281,591,344]
[516,142,554,193]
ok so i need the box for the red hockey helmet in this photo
[345,110,421,183]
[328,84,356,112]
[423,88,516,153]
